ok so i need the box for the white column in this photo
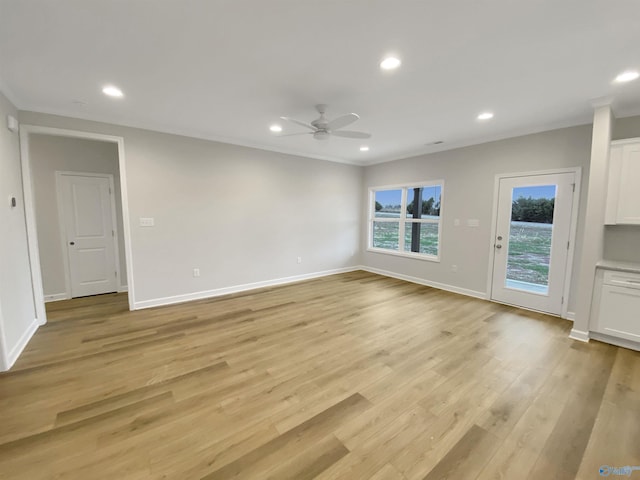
[571,105,614,341]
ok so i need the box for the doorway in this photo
[490,171,578,316]
[57,172,120,298]
[20,125,135,325]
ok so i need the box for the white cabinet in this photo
[592,268,640,345]
[605,140,640,225]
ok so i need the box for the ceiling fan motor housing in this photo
[311,117,328,130]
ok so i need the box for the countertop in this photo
[596,260,640,274]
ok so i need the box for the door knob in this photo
[496,244,502,249]
[497,235,503,241]
[69,241,75,246]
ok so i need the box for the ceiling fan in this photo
[279,104,371,141]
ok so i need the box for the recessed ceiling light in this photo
[269,124,282,133]
[380,57,401,70]
[614,70,639,83]
[102,85,124,98]
[477,112,494,120]
[360,146,370,152]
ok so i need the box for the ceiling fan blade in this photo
[332,130,371,139]
[327,113,359,131]
[280,117,315,131]
[276,132,313,137]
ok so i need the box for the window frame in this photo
[367,180,444,262]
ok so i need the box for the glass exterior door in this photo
[491,173,575,315]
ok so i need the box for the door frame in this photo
[19,125,136,325]
[486,167,582,320]
[55,171,122,299]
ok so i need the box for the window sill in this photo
[366,247,440,263]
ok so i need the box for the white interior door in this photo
[59,174,118,298]
[491,172,575,315]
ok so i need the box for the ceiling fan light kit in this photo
[279,104,371,141]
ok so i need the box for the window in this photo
[369,181,443,261]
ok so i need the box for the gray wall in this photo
[20,111,362,307]
[362,125,593,314]
[603,114,640,263]
[29,135,127,298]
[0,92,36,369]
[612,114,640,140]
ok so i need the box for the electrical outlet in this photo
[193,268,200,277]
[297,256,302,264]
[451,265,458,273]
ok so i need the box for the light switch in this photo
[139,217,155,227]
[467,219,480,227]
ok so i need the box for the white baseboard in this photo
[590,332,640,352]
[569,328,590,342]
[134,266,361,310]
[118,285,128,293]
[565,311,575,321]
[44,293,69,303]
[4,318,40,371]
[360,266,487,300]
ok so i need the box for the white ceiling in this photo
[1,0,639,165]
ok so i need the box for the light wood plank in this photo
[0,271,631,479]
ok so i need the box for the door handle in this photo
[69,241,75,246]
[495,244,502,249]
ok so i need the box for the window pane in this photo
[404,222,439,256]
[374,190,402,218]
[373,221,400,250]
[406,185,441,219]
[506,185,556,295]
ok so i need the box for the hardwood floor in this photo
[0,271,638,479]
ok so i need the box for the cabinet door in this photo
[617,143,640,224]
[597,285,640,342]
